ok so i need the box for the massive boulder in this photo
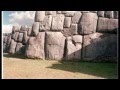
[65,35,82,60]
[39,15,52,31]
[22,31,29,45]
[45,32,65,60]
[35,11,45,22]
[97,11,104,17]
[32,22,39,36]
[72,12,82,24]
[104,11,114,18]
[78,13,98,35]
[51,14,65,31]
[97,17,118,33]
[62,24,78,37]
[18,33,23,42]
[82,33,117,62]
[9,39,17,54]
[64,17,71,28]
[15,43,26,54]
[26,32,45,59]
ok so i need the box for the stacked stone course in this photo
[3,11,118,62]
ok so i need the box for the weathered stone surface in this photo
[65,12,75,17]
[57,11,61,14]
[65,35,82,60]
[51,14,65,30]
[14,32,19,41]
[114,11,118,19]
[82,33,117,61]
[26,32,45,59]
[90,11,97,13]
[62,11,67,14]
[20,26,28,31]
[62,24,78,37]
[7,34,12,45]
[81,11,89,13]
[27,27,32,36]
[97,17,118,33]
[97,11,104,17]
[39,15,52,31]
[18,33,23,42]
[78,13,98,35]
[23,31,29,44]
[12,26,19,33]
[64,17,71,28]
[15,43,25,54]
[3,36,8,43]
[9,39,17,54]
[104,11,114,18]
[72,12,82,24]
[46,11,56,16]
[35,11,45,22]
[32,22,39,36]
[45,32,65,60]
[70,24,78,35]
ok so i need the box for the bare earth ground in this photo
[3,56,108,79]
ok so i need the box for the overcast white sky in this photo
[2,11,35,33]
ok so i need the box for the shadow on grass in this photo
[3,53,26,59]
[47,61,118,79]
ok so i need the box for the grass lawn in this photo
[3,54,118,79]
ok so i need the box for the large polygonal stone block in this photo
[97,17,118,33]
[78,13,98,35]
[26,32,45,59]
[45,32,65,60]
[35,11,45,22]
[65,35,82,60]
[82,33,117,62]
[39,15,52,31]
[51,14,65,31]
[9,39,17,54]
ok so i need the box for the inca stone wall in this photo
[3,11,118,62]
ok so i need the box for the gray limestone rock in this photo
[51,14,65,31]
[97,17,118,33]
[78,13,98,35]
[82,33,117,62]
[65,35,82,60]
[45,32,65,60]
[26,32,45,59]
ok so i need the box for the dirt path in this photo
[3,57,104,79]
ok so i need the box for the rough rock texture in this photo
[35,11,45,22]
[65,35,82,60]
[27,27,32,36]
[51,14,65,30]
[104,11,114,18]
[45,32,65,60]
[78,13,98,35]
[26,32,45,59]
[64,17,71,28]
[23,31,29,45]
[15,43,25,54]
[82,33,117,62]
[62,24,78,37]
[72,12,82,24]
[32,22,39,36]
[9,39,17,54]
[39,15,52,31]
[97,17,118,33]
[18,33,23,42]
[3,11,118,62]
[97,11,105,17]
